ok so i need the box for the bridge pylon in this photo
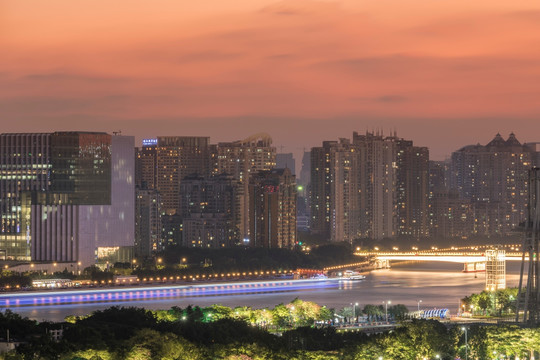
[516,168,540,324]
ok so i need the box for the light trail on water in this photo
[0,279,339,308]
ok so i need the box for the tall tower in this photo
[248,168,296,248]
[155,136,210,215]
[395,139,430,238]
[214,133,276,241]
[135,188,161,257]
[136,139,158,190]
[516,167,540,323]
[353,131,397,239]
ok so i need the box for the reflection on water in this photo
[2,261,524,322]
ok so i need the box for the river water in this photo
[0,262,524,322]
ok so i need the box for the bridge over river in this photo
[355,244,524,269]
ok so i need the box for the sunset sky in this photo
[2,0,540,160]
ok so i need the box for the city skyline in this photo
[2,0,540,162]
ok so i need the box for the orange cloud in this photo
[1,0,540,159]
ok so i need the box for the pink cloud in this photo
[1,0,540,159]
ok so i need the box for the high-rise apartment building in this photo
[135,187,162,257]
[180,174,242,248]
[352,131,397,239]
[213,133,276,240]
[310,141,335,238]
[429,160,449,191]
[248,168,297,248]
[0,132,134,266]
[297,151,311,231]
[525,142,540,168]
[395,139,429,238]
[155,136,210,215]
[213,133,275,181]
[135,139,158,190]
[310,139,362,242]
[450,133,533,236]
[430,187,473,239]
[311,131,427,242]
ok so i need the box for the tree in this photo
[184,305,204,322]
[362,304,383,320]
[466,325,488,360]
[389,304,409,320]
[205,304,233,321]
[351,342,384,360]
[62,349,113,360]
[338,307,354,322]
[318,306,333,322]
[290,298,321,327]
[249,309,273,327]
[124,329,204,360]
[272,304,293,329]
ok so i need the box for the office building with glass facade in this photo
[0,132,134,266]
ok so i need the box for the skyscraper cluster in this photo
[1,129,538,267]
[309,131,428,242]
[135,133,297,256]
[307,131,540,242]
[0,131,297,267]
[439,133,539,237]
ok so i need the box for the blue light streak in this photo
[0,279,338,308]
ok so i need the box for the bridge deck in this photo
[355,252,525,263]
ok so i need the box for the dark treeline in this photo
[133,244,358,279]
[1,302,540,359]
[160,243,358,269]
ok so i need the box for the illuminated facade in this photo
[0,133,51,260]
[450,133,534,236]
[309,143,332,237]
[213,133,276,240]
[155,136,210,215]
[180,174,242,248]
[352,131,397,239]
[310,132,427,241]
[135,187,162,257]
[310,139,361,242]
[485,248,506,291]
[77,135,135,265]
[429,187,473,238]
[0,132,134,266]
[395,139,430,238]
[135,139,158,190]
